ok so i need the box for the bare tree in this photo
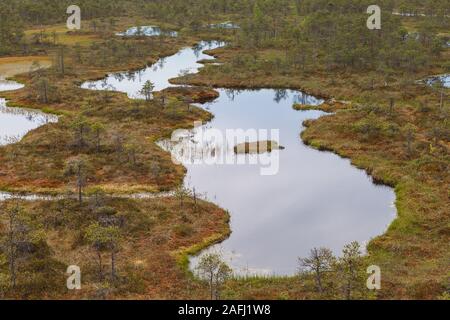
[91,122,105,153]
[124,143,140,165]
[32,77,50,103]
[298,247,335,294]
[56,46,65,76]
[389,97,395,115]
[403,123,417,157]
[29,61,42,78]
[193,187,198,211]
[432,78,446,110]
[65,156,92,204]
[160,91,167,108]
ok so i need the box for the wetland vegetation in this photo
[0,0,448,300]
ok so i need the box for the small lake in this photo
[0,80,58,146]
[116,26,178,38]
[82,39,397,276]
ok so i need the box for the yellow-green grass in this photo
[24,24,98,47]
[0,56,51,78]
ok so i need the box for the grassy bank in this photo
[0,196,229,299]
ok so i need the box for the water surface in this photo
[425,74,450,88]
[209,22,240,29]
[0,80,58,146]
[117,26,178,38]
[82,41,223,98]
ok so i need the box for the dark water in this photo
[82,40,397,276]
